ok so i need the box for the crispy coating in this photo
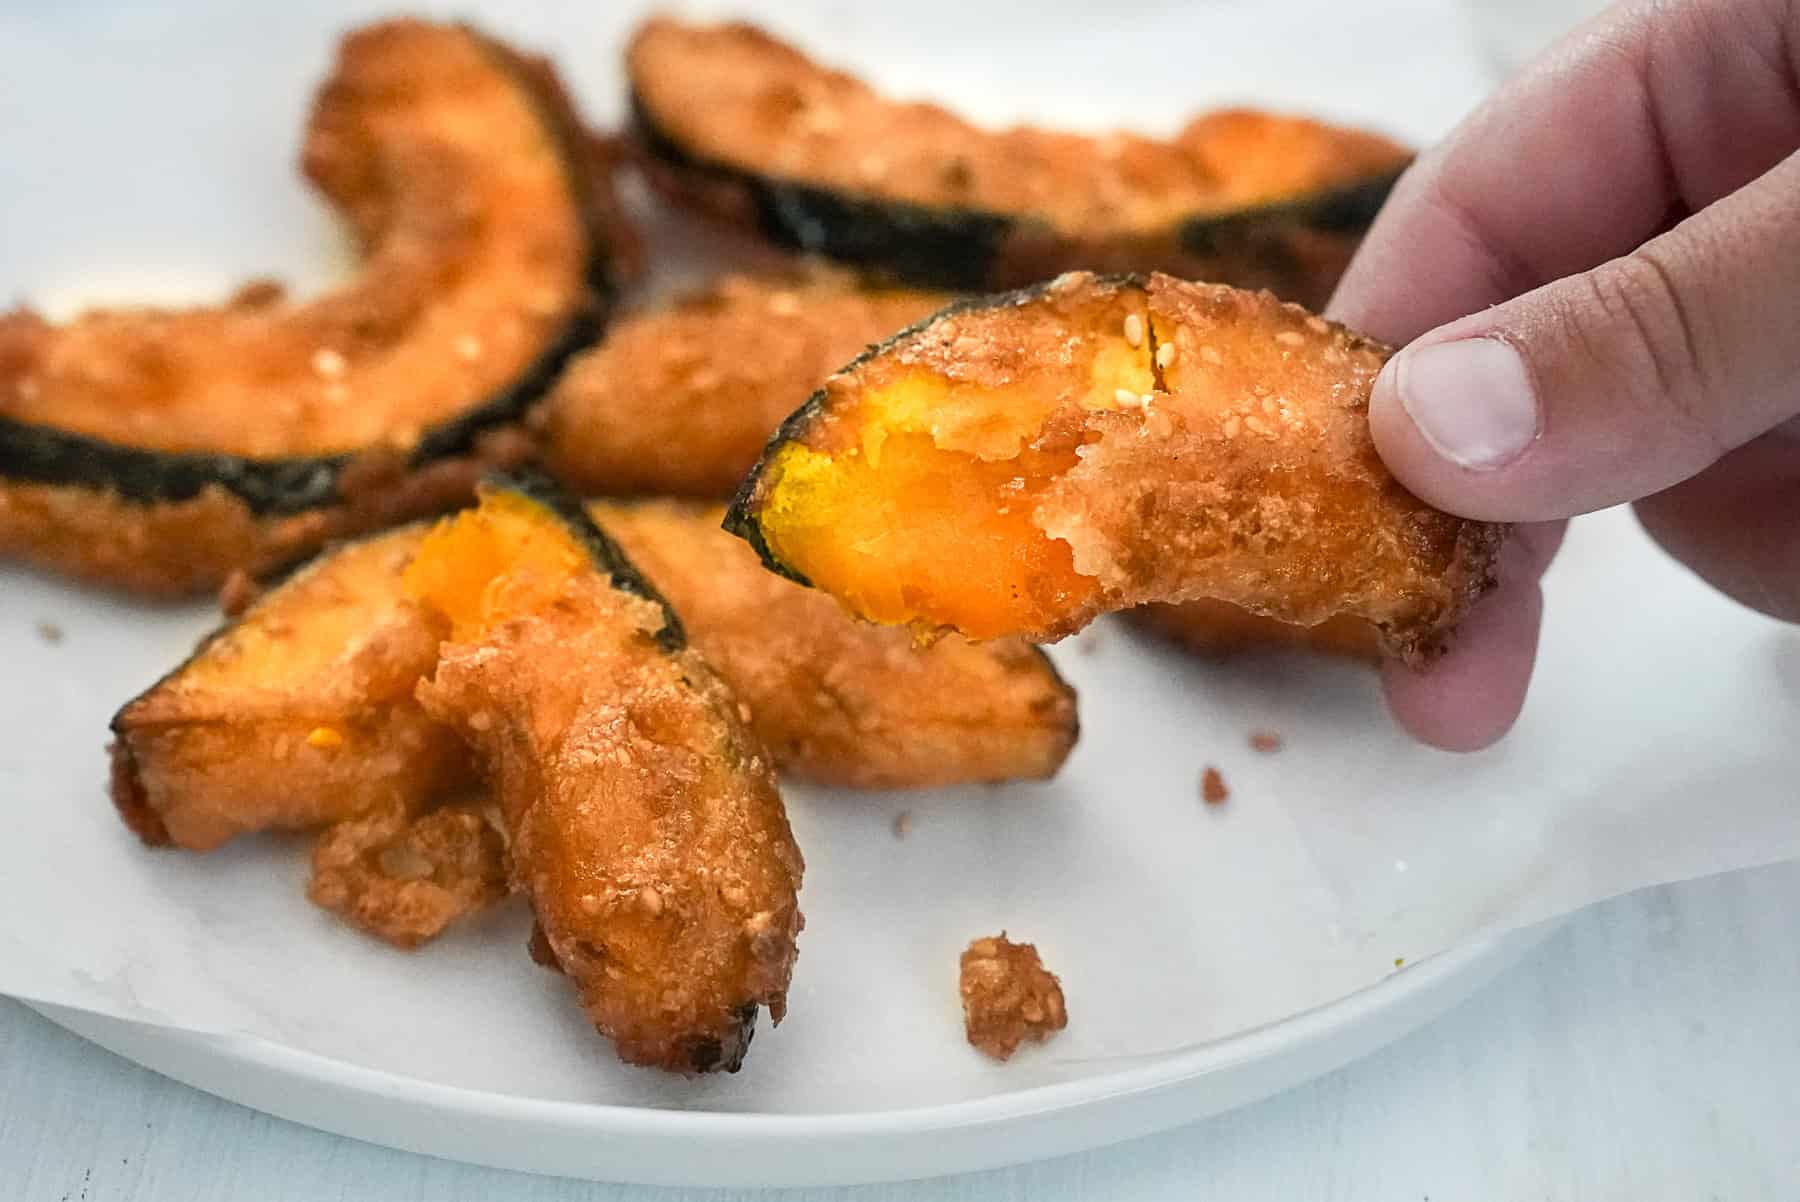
[109,525,467,851]
[0,20,612,593]
[729,273,1506,664]
[593,500,1078,788]
[1131,600,1381,662]
[627,19,1408,302]
[308,799,508,948]
[409,487,804,1074]
[959,934,1068,1061]
[542,272,947,497]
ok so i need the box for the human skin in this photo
[1329,0,1800,750]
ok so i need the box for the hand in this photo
[1328,0,1800,751]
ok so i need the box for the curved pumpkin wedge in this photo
[109,486,1075,863]
[593,499,1078,789]
[109,524,465,852]
[540,270,949,498]
[627,18,1407,302]
[0,20,624,595]
[725,272,1506,665]
[407,477,803,1074]
[1131,601,1381,663]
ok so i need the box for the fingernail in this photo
[1390,337,1540,469]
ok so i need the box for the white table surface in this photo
[4,859,1796,1200]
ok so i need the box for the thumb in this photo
[1369,149,1800,522]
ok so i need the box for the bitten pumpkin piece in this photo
[728,272,1504,665]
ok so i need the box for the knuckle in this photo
[1572,252,1721,455]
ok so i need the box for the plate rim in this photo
[27,921,1556,1142]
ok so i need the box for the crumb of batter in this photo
[308,801,508,949]
[34,620,62,644]
[1248,730,1283,754]
[959,933,1068,1061]
[1201,766,1229,804]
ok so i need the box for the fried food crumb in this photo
[308,802,508,949]
[892,811,912,839]
[959,934,1068,1061]
[34,620,63,645]
[1201,766,1229,804]
[218,569,264,618]
[1248,730,1284,754]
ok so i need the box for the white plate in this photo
[1,0,1615,1189]
[30,925,1552,1186]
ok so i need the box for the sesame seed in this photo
[1122,313,1144,347]
[17,378,40,401]
[1140,393,1155,407]
[1306,316,1330,334]
[767,292,801,316]
[311,348,346,378]
[1155,342,1176,369]
[639,888,664,917]
[306,726,343,750]
[1244,415,1273,437]
[858,152,888,179]
[456,334,484,362]
[1276,330,1305,347]
[1200,346,1223,365]
[1113,388,1141,408]
[1222,416,1241,438]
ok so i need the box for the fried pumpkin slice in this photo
[726,273,1506,664]
[627,18,1408,303]
[406,478,804,1074]
[111,490,1075,861]
[594,499,1078,788]
[0,20,623,595]
[1131,600,1381,662]
[539,271,949,498]
[109,524,465,852]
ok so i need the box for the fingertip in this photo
[1367,353,1458,515]
[1368,336,1549,523]
[1381,542,1546,752]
